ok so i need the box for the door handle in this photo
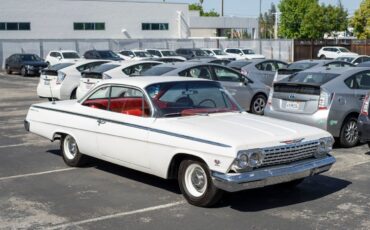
[97,119,106,125]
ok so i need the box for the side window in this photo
[275,61,287,69]
[176,50,183,55]
[147,50,155,56]
[235,49,242,54]
[155,51,162,57]
[213,66,241,82]
[109,86,151,117]
[179,66,212,79]
[257,62,277,71]
[345,72,370,89]
[84,51,92,59]
[82,86,110,110]
[122,63,159,76]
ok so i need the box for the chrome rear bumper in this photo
[211,155,335,192]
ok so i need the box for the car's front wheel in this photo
[339,116,359,148]
[61,134,87,167]
[21,67,27,77]
[178,159,223,207]
[251,94,267,115]
[5,65,12,74]
[320,55,326,59]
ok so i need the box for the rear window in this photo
[282,72,340,85]
[287,62,318,70]
[227,61,251,69]
[62,52,80,59]
[91,64,120,73]
[48,63,74,70]
[97,51,120,59]
[141,66,176,76]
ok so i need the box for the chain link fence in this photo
[0,39,294,69]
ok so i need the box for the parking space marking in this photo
[0,143,31,149]
[47,200,186,229]
[0,168,76,181]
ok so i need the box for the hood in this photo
[154,112,330,151]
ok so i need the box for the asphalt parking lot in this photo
[0,73,369,230]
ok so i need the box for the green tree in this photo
[188,3,219,17]
[300,3,326,39]
[351,0,370,39]
[279,0,317,38]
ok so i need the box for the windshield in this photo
[90,64,120,73]
[161,51,178,56]
[193,50,208,56]
[62,52,80,59]
[339,48,350,53]
[283,72,340,85]
[98,51,120,59]
[20,54,42,62]
[134,51,152,57]
[242,49,255,55]
[337,57,355,62]
[48,63,74,70]
[141,66,176,76]
[287,62,318,70]
[146,81,241,117]
[213,49,227,55]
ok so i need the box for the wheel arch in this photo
[167,153,207,179]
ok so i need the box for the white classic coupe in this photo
[25,77,336,207]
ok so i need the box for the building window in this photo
[0,22,30,31]
[74,22,105,31]
[142,23,169,31]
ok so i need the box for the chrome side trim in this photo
[211,155,336,192]
[31,105,232,148]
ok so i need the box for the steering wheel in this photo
[198,99,217,108]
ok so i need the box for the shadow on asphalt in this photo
[47,149,181,194]
[47,150,351,210]
[221,175,351,211]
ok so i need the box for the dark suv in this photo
[83,50,123,61]
[175,48,212,60]
[358,92,370,147]
[5,53,48,76]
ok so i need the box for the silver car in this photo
[142,62,270,115]
[265,67,370,147]
[227,59,288,86]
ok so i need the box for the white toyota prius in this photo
[25,77,336,207]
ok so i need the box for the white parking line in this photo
[0,143,31,149]
[0,168,76,181]
[47,200,185,229]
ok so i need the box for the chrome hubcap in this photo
[253,98,266,114]
[64,136,77,160]
[184,164,207,197]
[344,120,358,144]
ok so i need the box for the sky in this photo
[158,0,363,17]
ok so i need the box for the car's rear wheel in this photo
[5,65,12,74]
[251,94,267,115]
[339,116,359,148]
[21,67,27,77]
[61,135,87,167]
[178,159,223,207]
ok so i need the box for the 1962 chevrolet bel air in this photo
[25,77,336,207]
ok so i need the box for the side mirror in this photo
[239,53,243,56]
[58,56,62,60]
[337,51,340,54]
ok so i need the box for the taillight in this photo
[56,71,66,85]
[267,87,273,105]
[361,94,370,116]
[318,90,334,110]
[241,69,248,76]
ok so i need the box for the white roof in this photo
[98,76,212,89]
[48,50,78,53]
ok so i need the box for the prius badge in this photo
[280,138,304,144]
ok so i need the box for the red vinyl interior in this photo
[83,98,150,117]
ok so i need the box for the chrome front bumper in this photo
[211,155,336,192]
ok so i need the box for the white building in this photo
[0,0,258,39]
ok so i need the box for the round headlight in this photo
[237,153,249,168]
[315,137,333,158]
[248,151,264,167]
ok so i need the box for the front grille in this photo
[262,141,319,167]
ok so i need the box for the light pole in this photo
[221,0,224,16]
[258,0,262,53]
